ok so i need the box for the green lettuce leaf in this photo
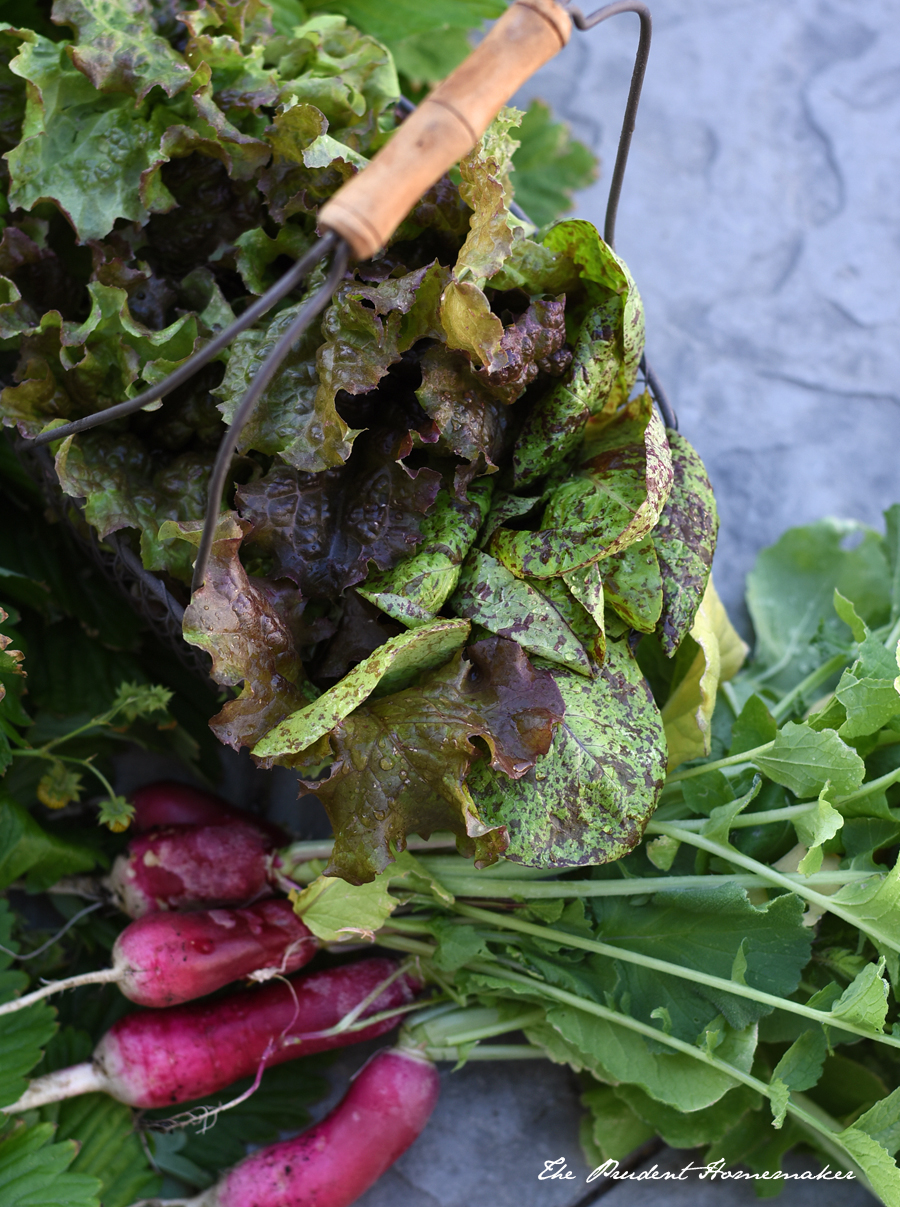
[489,394,673,579]
[469,636,665,867]
[357,480,493,627]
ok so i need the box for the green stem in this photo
[373,933,437,958]
[772,653,850,721]
[451,903,900,1049]
[421,1044,546,1062]
[463,961,865,1184]
[838,766,900,807]
[647,820,900,954]
[434,870,875,899]
[666,741,773,785]
[668,804,815,832]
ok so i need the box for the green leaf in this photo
[450,550,592,675]
[580,1084,654,1163]
[653,430,719,656]
[469,637,665,867]
[511,301,621,489]
[836,671,900,740]
[51,0,192,100]
[508,99,597,228]
[532,1005,756,1113]
[455,107,521,287]
[440,279,503,368]
[429,917,489,972]
[772,1029,829,1093]
[832,863,900,975]
[253,617,471,761]
[883,504,900,626]
[0,1122,100,1207]
[305,637,565,882]
[0,795,97,891]
[587,883,811,1040]
[729,694,778,756]
[600,537,663,633]
[752,721,865,799]
[614,1082,759,1150]
[834,588,868,642]
[109,681,173,723]
[829,960,889,1032]
[850,1086,900,1156]
[833,1127,900,1206]
[290,872,397,941]
[358,481,493,627]
[0,900,57,1110]
[490,395,673,580]
[309,0,505,45]
[796,786,844,876]
[746,518,890,693]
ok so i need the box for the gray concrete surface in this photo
[514,0,900,631]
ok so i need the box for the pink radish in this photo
[8,958,422,1112]
[105,821,277,916]
[0,899,318,1016]
[130,781,286,843]
[182,1048,440,1207]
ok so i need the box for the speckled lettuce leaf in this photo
[2,281,198,436]
[561,560,606,661]
[528,572,604,665]
[54,432,212,582]
[306,636,565,883]
[358,480,493,627]
[469,636,666,867]
[160,513,315,750]
[654,430,719,656]
[450,549,592,676]
[662,578,749,771]
[601,537,664,633]
[235,435,441,601]
[5,31,174,240]
[455,106,521,287]
[512,299,621,488]
[488,394,673,580]
[50,0,193,100]
[541,219,644,410]
[253,617,471,763]
[477,296,570,404]
[414,343,510,471]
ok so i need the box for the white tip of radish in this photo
[3,1061,107,1113]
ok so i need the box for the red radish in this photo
[184,1048,440,1207]
[113,898,318,1007]
[7,958,421,1112]
[130,781,286,843]
[105,821,276,916]
[0,899,319,1016]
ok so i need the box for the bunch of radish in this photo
[5,782,438,1207]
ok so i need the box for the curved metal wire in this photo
[190,239,352,593]
[562,1,652,250]
[641,354,678,430]
[32,232,341,449]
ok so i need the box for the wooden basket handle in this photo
[318,0,572,261]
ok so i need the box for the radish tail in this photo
[4,1061,108,1112]
[0,966,121,1016]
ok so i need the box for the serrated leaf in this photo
[752,721,864,799]
[829,960,889,1033]
[290,872,397,941]
[796,786,844,876]
[0,900,58,1110]
[469,637,665,867]
[851,1086,900,1156]
[455,107,521,287]
[662,578,748,771]
[0,1122,100,1207]
[0,795,97,891]
[836,671,900,740]
[834,1127,900,1206]
[614,1082,759,1151]
[253,618,471,762]
[772,1028,828,1097]
[508,99,598,227]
